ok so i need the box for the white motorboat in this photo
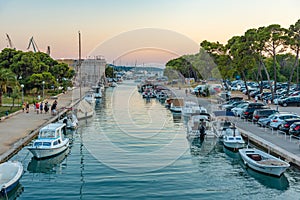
[84,91,95,104]
[169,98,184,113]
[28,123,69,159]
[222,126,245,151]
[186,113,216,139]
[58,113,78,129]
[76,99,94,120]
[182,101,207,117]
[0,161,23,194]
[92,86,102,99]
[239,148,290,177]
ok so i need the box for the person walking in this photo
[22,102,26,112]
[44,101,49,113]
[26,102,29,113]
[51,100,58,115]
[35,102,40,114]
[40,102,44,114]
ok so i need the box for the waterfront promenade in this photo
[0,87,86,162]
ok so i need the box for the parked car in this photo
[278,96,300,107]
[222,101,247,111]
[279,118,300,133]
[252,109,279,123]
[289,122,300,136]
[232,103,249,117]
[257,113,277,127]
[241,103,268,120]
[269,113,300,129]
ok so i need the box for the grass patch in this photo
[0,106,21,118]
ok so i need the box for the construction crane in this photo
[27,36,40,52]
[46,46,50,55]
[5,33,15,49]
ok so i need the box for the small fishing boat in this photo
[186,113,216,139]
[84,91,95,104]
[0,161,23,194]
[182,101,207,117]
[92,86,102,99]
[58,113,78,129]
[28,123,69,159]
[239,148,290,177]
[222,125,245,151]
[169,98,184,113]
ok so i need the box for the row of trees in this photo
[0,48,75,105]
[165,19,300,101]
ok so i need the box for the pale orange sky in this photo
[0,0,299,66]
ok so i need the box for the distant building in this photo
[57,56,106,86]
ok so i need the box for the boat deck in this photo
[257,159,287,166]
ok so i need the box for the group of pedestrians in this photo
[22,100,57,115]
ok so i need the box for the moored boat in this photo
[0,161,23,194]
[222,125,245,151]
[169,98,184,113]
[58,113,78,129]
[182,101,207,117]
[92,85,102,99]
[239,148,290,177]
[28,123,69,159]
[186,113,216,139]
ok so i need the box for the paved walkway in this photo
[0,87,87,162]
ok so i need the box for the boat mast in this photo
[78,31,82,99]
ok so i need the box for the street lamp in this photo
[20,84,24,103]
[42,81,45,100]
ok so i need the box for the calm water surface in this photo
[6,81,300,199]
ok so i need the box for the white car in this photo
[269,113,299,129]
[232,103,249,117]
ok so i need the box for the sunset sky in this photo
[0,0,299,66]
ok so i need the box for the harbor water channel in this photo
[6,81,300,199]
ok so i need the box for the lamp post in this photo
[21,84,24,103]
[42,81,45,100]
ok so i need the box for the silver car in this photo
[269,113,299,129]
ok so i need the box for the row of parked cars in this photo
[220,98,300,136]
[224,80,300,106]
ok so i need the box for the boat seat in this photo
[249,154,262,161]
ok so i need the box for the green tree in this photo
[10,86,20,107]
[0,68,17,106]
[286,19,300,94]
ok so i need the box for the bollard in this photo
[271,128,274,135]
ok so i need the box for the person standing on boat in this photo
[198,120,206,141]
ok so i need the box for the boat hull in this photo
[239,149,290,177]
[28,140,69,159]
[0,161,23,194]
[223,142,245,152]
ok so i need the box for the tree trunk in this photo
[272,43,277,100]
[259,56,274,103]
[241,71,250,100]
[0,89,2,106]
[287,46,299,96]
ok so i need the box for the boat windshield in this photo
[39,130,56,138]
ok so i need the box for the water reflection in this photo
[27,148,70,173]
[172,113,182,123]
[241,163,290,190]
[188,137,218,156]
[0,183,23,200]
